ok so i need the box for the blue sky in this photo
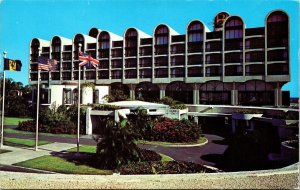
[0,0,299,97]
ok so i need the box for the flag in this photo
[3,58,22,71]
[79,51,99,68]
[38,56,57,71]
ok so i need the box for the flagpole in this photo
[35,49,41,151]
[0,51,7,148]
[77,43,82,154]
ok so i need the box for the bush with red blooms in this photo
[149,117,201,143]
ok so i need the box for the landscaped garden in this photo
[11,102,213,175]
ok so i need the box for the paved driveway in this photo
[3,125,228,167]
[139,134,228,166]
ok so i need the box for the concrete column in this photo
[129,84,136,100]
[231,119,236,134]
[193,116,199,124]
[274,88,282,107]
[193,89,199,105]
[160,89,165,99]
[86,107,92,135]
[192,83,199,105]
[130,89,135,100]
[231,90,238,106]
[158,84,167,99]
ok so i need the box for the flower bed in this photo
[150,117,201,143]
[118,160,215,175]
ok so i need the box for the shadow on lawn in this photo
[50,151,100,169]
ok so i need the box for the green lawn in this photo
[4,137,50,147]
[0,149,12,154]
[137,136,208,146]
[4,117,33,125]
[14,155,113,175]
[67,145,96,153]
[13,145,173,175]
[159,153,173,162]
[4,127,76,138]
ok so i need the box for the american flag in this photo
[38,56,57,71]
[79,51,99,68]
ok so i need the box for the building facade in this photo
[29,10,290,107]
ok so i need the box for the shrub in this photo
[127,108,153,140]
[158,96,187,109]
[94,118,140,169]
[118,161,215,175]
[91,104,121,111]
[151,117,201,143]
[17,105,86,135]
[103,89,129,102]
[138,148,161,162]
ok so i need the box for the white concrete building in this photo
[29,10,290,107]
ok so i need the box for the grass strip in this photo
[137,136,207,146]
[159,153,173,162]
[14,155,113,175]
[67,145,96,153]
[4,137,50,147]
[4,128,76,138]
[4,117,33,125]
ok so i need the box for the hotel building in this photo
[29,10,290,107]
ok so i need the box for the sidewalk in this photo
[0,142,77,165]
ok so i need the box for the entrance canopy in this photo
[106,100,169,110]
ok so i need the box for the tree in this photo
[0,78,33,117]
[94,117,140,169]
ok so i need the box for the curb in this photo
[138,138,208,147]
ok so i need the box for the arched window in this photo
[125,28,138,57]
[135,82,160,101]
[225,18,243,39]
[155,26,169,45]
[187,21,203,42]
[166,81,193,104]
[99,32,110,49]
[52,37,61,52]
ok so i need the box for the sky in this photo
[0,0,299,97]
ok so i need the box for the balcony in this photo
[206,31,222,40]
[85,72,96,80]
[98,71,109,79]
[171,61,184,66]
[112,41,123,48]
[98,61,109,69]
[51,72,60,80]
[125,47,137,57]
[188,67,203,77]
[245,27,264,36]
[62,73,71,80]
[154,45,168,55]
[98,49,110,58]
[125,62,137,68]
[172,35,185,43]
[140,38,152,45]
[267,38,288,48]
[139,69,152,78]
[188,42,203,53]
